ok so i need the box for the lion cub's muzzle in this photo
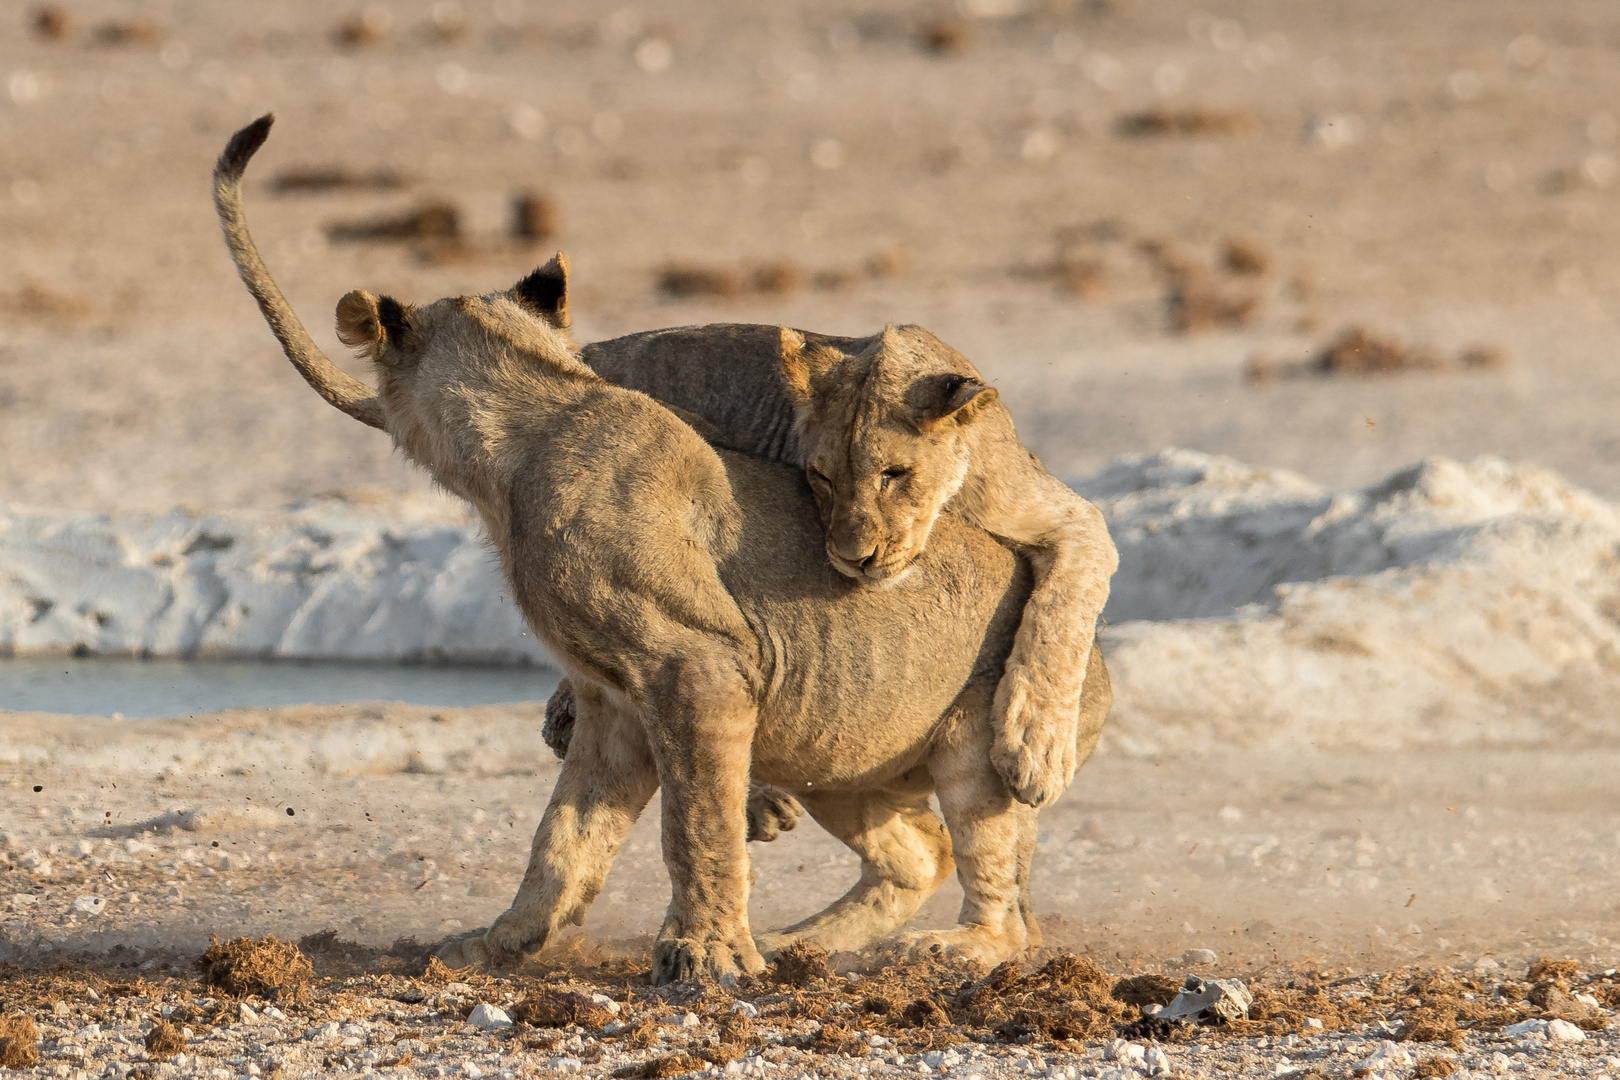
[826,541,920,588]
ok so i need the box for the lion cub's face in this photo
[786,327,998,586]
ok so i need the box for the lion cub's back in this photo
[718,452,1030,788]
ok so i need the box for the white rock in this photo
[1144,1046,1171,1074]
[1105,1040,1145,1064]
[730,1001,759,1019]
[262,1006,286,1021]
[237,1003,258,1023]
[1547,1018,1586,1042]
[443,982,474,994]
[70,895,106,915]
[1179,948,1218,966]
[466,1003,513,1030]
[662,1011,699,1028]
[590,993,621,1016]
[1575,993,1602,1009]
[1502,1019,1548,1038]
[1304,1017,1323,1029]
[1354,1040,1411,1070]
[462,1064,484,1079]
[545,1057,583,1073]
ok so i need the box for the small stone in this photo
[1145,1046,1171,1075]
[70,895,107,915]
[462,1064,484,1079]
[1547,1018,1586,1043]
[1575,993,1602,1009]
[545,1057,584,1073]
[1502,1019,1548,1038]
[731,1002,760,1019]
[589,993,621,1016]
[52,1002,71,1018]
[662,1011,699,1028]
[1354,1040,1412,1070]
[1180,948,1218,967]
[1106,1040,1145,1065]
[1304,1017,1324,1029]
[238,1003,259,1023]
[263,1006,286,1021]
[466,1004,512,1030]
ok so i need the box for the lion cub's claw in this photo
[652,934,766,986]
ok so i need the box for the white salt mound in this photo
[4,451,1618,754]
[0,491,542,665]
[1081,450,1620,755]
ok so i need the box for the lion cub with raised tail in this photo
[214,116,1111,983]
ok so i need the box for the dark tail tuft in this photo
[215,114,275,183]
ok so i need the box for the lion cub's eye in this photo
[878,468,908,491]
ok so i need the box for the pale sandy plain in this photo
[3,0,1620,1011]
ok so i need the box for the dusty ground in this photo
[3,705,1620,1078]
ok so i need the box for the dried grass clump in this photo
[268,167,407,194]
[513,989,616,1029]
[33,7,70,41]
[327,202,462,243]
[1527,958,1581,984]
[0,1015,40,1070]
[1111,974,1182,1007]
[1414,1057,1458,1078]
[512,193,560,244]
[1222,236,1272,276]
[658,264,744,298]
[615,1052,707,1079]
[1118,107,1258,137]
[144,1019,185,1058]
[1167,270,1259,333]
[920,20,970,54]
[196,935,313,1000]
[770,942,832,987]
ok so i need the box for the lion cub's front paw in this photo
[992,671,1079,809]
[652,933,765,986]
[435,928,494,971]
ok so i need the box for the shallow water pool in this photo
[0,657,560,718]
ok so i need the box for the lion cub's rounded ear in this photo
[512,252,570,328]
[910,374,999,431]
[335,290,383,349]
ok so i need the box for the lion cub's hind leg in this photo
[437,682,658,970]
[755,776,953,958]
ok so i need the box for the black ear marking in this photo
[376,295,414,345]
[512,254,570,327]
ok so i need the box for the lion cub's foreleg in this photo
[755,778,953,957]
[438,683,658,969]
[956,410,1118,809]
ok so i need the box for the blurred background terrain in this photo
[3,0,1619,510]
